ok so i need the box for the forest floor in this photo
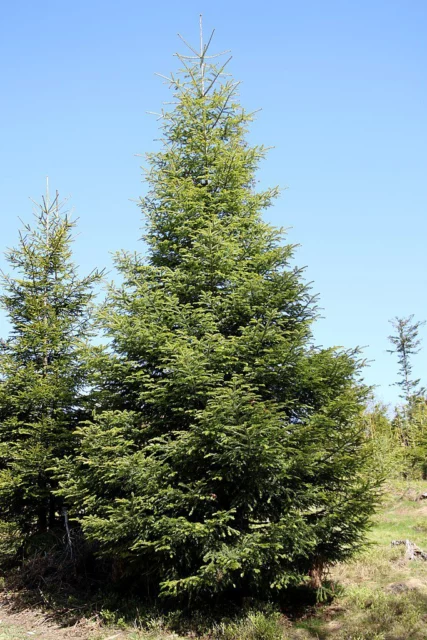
[2,480,427,639]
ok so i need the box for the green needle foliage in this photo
[0,191,101,539]
[60,29,379,601]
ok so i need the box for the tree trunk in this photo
[37,506,47,534]
[48,496,56,529]
[308,559,324,589]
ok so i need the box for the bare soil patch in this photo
[0,592,97,640]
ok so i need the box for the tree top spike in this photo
[175,18,232,96]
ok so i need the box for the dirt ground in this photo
[0,592,99,640]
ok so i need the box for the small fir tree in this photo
[60,25,379,600]
[0,189,101,538]
[363,402,404,478]
[388,315,425,404]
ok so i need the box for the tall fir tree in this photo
[60,25,379,600]
[388,315,425,403]
[0,189,101,538]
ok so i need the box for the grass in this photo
[291,479,427,639]
[0,627,27,640]
[3,480,427,639]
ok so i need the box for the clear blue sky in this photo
[0,0,426,407]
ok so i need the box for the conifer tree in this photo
[61,24,378,600]
[0,189,101,538]
[388,315,425,403]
